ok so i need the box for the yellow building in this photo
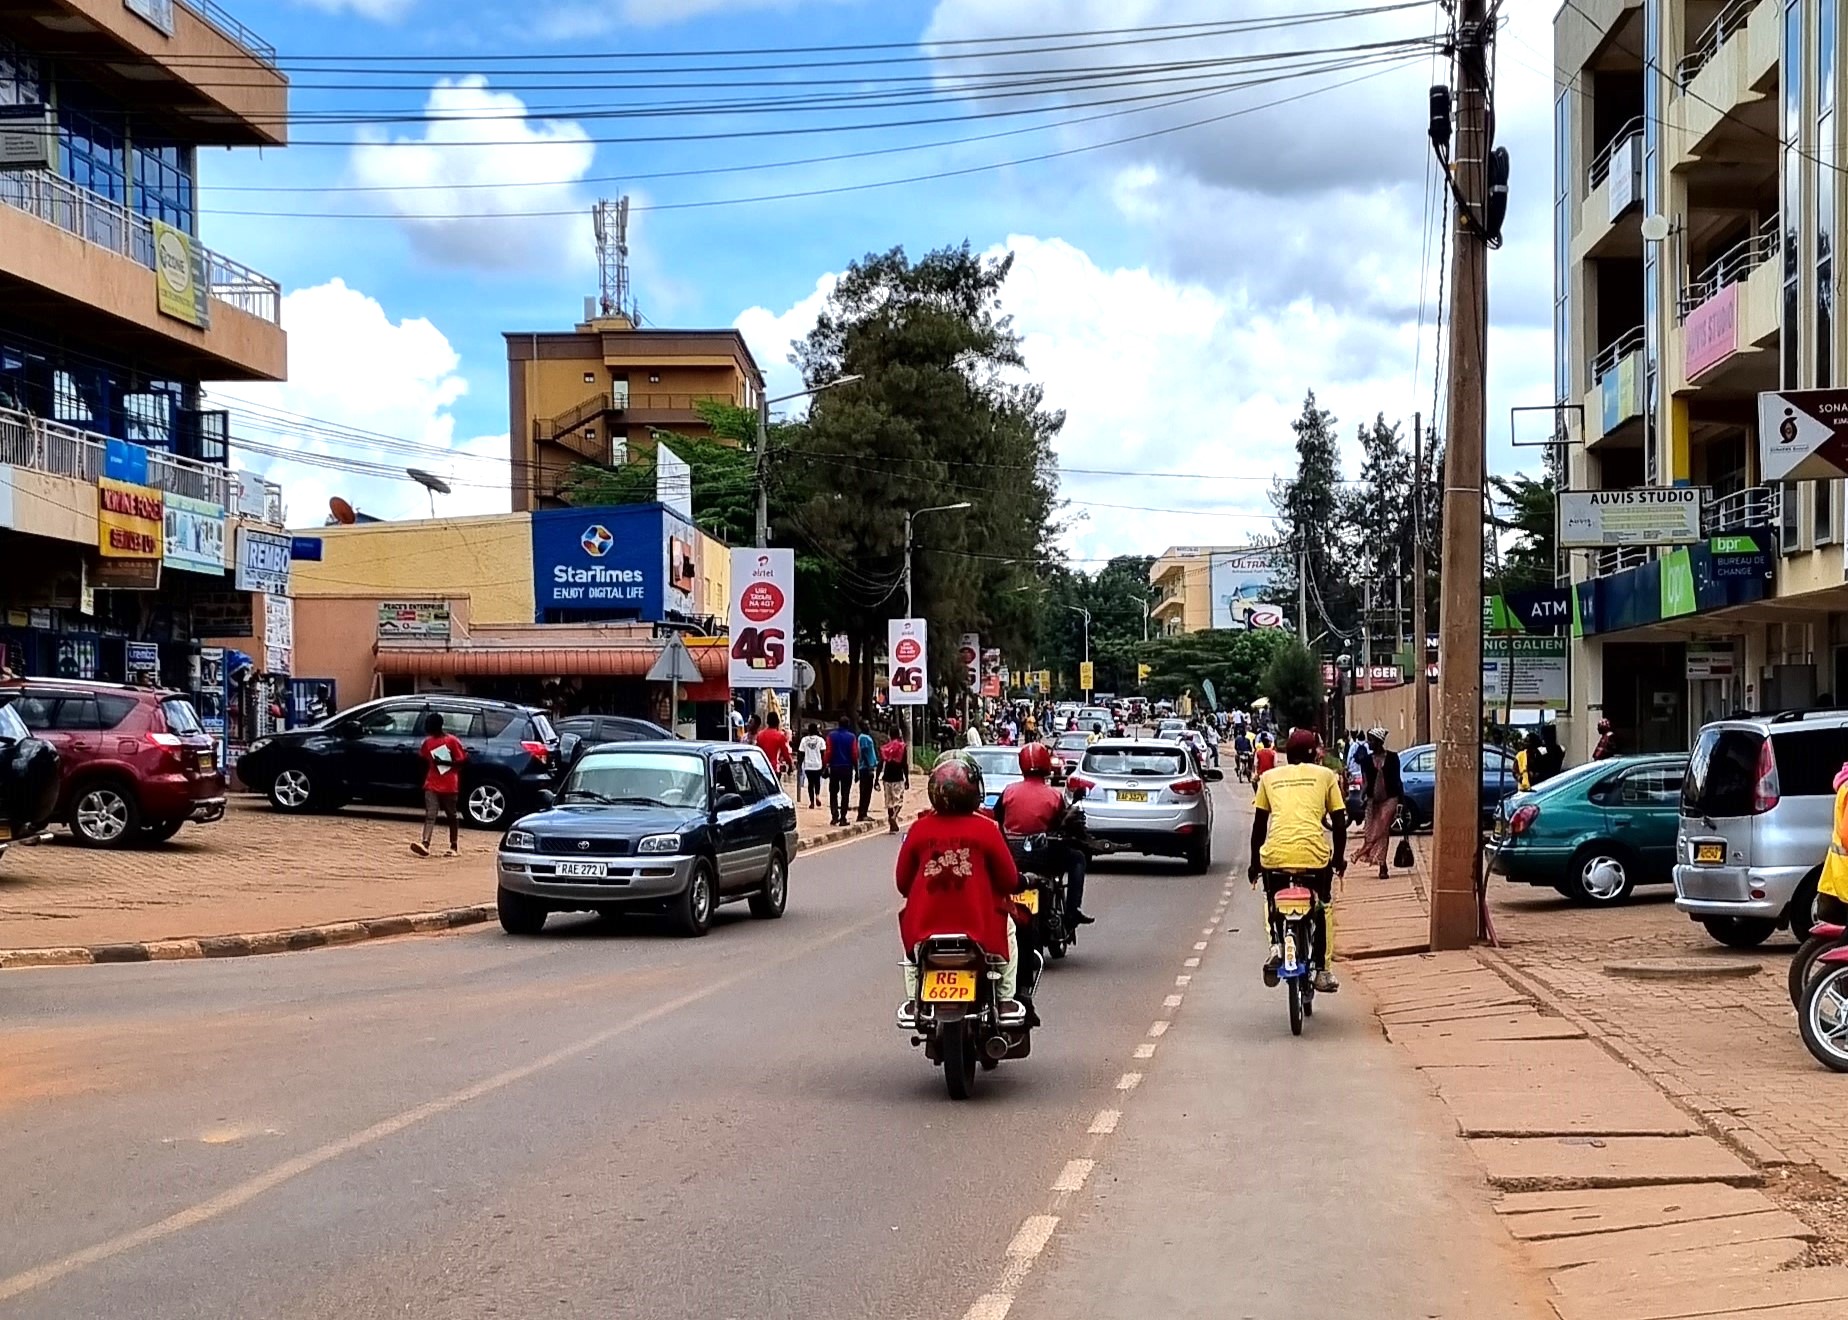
[505,315,765,511]
[1149,546,1222,636]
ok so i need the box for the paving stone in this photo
[1437,1085,1702,1139]
[1547,1264,1848,1320]
[1530,1209,1814,1269]
[1548,1236,1812,1300]
[1399,1037,1618,1071]
[1467,1135,1761,1190]
[1497,1183,1780,1241]
[1380,999,1562,1026]
[1386,1013,1586,1044]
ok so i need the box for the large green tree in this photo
[1270,391,1355,642]
[1137,627,1291,711]
[1488,473,1558,594]
[1262,639,1326,733]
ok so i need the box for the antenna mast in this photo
[592,197,637,323]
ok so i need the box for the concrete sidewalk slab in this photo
[1529,1209,1814,1270]
[1549,1236,1813,1300]
[1385,1013,1585,1043]
[1495,1184,1782,1240]
[1467,1135,1761,1190]
[1547,1264,1848,1320]
[1380,999,1560,1026]
[1437,1086,1703,1139]
[1400,1038,1627,1071]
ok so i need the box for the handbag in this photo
[1392,810,1415,871]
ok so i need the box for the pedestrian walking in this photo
[1350,727,1402,878]
[755,710,793,781]
[825,716,858,825]
[879,725,910,833]
[1530,723,1565,786]
[798,723,826,808]
[855,719,878,821]
[1591,717,1617,760]
[411,711,466,858]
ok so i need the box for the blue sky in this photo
[198,0,1556,561]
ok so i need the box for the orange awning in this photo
[376,643,728,681]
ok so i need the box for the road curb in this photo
[0,814,907,971]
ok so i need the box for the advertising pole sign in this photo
[728,549,795,687]
[887,618,929,706]
[1759,389,1848,482]
[162,493,227,574]
[1558,489,1702,547]
[958,632,981,692]
[234,527,292,595]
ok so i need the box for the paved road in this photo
[0,786,1543,1318]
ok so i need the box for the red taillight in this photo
[1752,738,1780,814]
[1067,774,1095,796]
[1508,804,1539,836]
[145,732,184,748]
[521,740,550,763]
[1171,777,1203,796]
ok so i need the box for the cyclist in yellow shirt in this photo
[1248,728,1348,992]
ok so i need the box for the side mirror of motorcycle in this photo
[1205,767,1224,782]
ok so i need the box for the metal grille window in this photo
[0,37,43,108]
[57,106,126,206]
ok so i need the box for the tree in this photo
[1262,639,1325,734]
[1488,473,1557,594]
[1137,627,1291,711]
[562,402,761,546]
[1270,391,1354,641]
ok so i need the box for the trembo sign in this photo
[1558,488,1702,548]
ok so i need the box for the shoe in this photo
[444,848,459,858]
[410,842,429,857]
[1070,909,1096,926]
[895,1000,919,1029]
[1313,969,1340,994]
[998,998,1028,1024]
[1262,945,1282,987]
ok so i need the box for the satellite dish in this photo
[329,496,357,525]
[1640,213,1670,243]
[406,468,452,495]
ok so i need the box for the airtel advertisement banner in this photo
[728,548,795,687]
[958,632,980,691]
[888,618,929,706]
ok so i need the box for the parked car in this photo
[967,744,1026,813]
[1050,731,1092,784]
[1066,739,1222,872]
[0,680,224,847]
[1675,710,1848,948]
[0,701,60,864]
[555,714,673,746]
[1487,754,1688,904]
[1395,742,1521,831]
[237,695,562,830]
[496,741,796,937]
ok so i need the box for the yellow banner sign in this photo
[153,220,208,328]
[98,478,164,559]
[1078,661,1095,691]
[1138,663,1151,682]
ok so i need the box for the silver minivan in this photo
[1675,711,1848,948]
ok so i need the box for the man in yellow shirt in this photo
[1249,728,1348,993]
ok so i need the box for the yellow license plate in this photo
[921,970,977,1002]
[1016,889,1040,913]
[1694,842,1724,864]
[0,822,10,842]
[1274,898,1313,916]
[198,752,215,773]
[1115,790,1149,803]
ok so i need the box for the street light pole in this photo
[900,501,971,749]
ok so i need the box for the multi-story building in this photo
[0,0,290,712]
[505,312,765,511]
[1149,546,1220,635]
[1555,0,1842,755]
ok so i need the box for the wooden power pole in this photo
[1412,411,1430,745]
[1431,0,1492,951]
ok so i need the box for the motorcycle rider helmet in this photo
[1018,742,1053,777]
[927,752,984,815]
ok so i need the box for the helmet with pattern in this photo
[927,751,984,815]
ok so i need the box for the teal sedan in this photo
[1486,754,1688,905]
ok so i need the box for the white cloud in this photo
[295,0,415,18]
[537,0,845,37]
[349,76,596,273]
[734,272,838,402]
[211,280,511,527]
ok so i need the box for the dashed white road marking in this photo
[963,1294,1013,1320]
[1175,974,1192,987]
[1089,1109,1121,1134]
[1163,993,1184,1008]
[1193,941,1208,951]
[1183,957,1200,969]
[1148,1020,1169,1037]
[1008,1215,1061,1259]
[1116,1072,1143,1091]
[1133,1043,1156,1060]
[1052,1159,1095,1193]
[1200,927,1214,937]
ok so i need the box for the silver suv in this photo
[1067,739,1220,872]
[1675,711,1848,948]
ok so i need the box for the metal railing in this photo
[536,392,609,442]
[1702,484,1779,533]
[1676,0,1763,85]
[1587,118,1644,190]
[1678,215,1780,318]
[622,392,734,414]
[1591,545,1652,577]
[175,0,277,66]
[0,170,281,325]
[0,402,282,518]
[1590,325,1645,383]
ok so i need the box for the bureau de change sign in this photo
[1759,389,1848,482]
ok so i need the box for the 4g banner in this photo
[888,618,929,706]
[728,549,795,687]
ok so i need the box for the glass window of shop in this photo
[0,37,42,107]
[0,337,193,453]
[53,82,198,235]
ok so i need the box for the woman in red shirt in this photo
[896,755,1025,1022]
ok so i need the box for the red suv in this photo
[0,681,226,847]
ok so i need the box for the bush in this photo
[1262,640,1324,734]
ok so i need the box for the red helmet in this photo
[1019,742,1053,776]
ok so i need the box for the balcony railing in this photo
[1702,485,1780,534]
[1591,545,1652,578]
[1678,215,1780,319]
[175,0,277,66]
[623,392,734,414]
[1587,118,1644,190]
[0,403,280,520]
[0,170,281,325]
[1675,0,1763,85]
[1590,325,1645,383]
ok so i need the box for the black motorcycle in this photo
[904,932,1037,1100]
[1008,832,1071,961]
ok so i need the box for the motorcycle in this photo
[1267,880,1321,1036]
[1234,750,1255,784]
[903,932,1036,1099]
[1008,832,1071,961]
[1789,919,1848,1008]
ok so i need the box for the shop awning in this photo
[376,642,728,681]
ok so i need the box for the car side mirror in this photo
[1205,767,1224,782]
[715,792,745,814]
[338,722,362,738]
[536,789,556,809]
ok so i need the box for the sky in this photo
[198,0,1557,566]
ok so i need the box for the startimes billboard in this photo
[532,504,690,619]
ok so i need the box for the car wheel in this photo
[748,849,788,919]
[70,783,139,848]
[269,766,315,813]
[464,781,511,830]
[1787,873,1822,941]
[497,886,548,936]
[1701,916,1778,949]
[1568,846,1636,905]
[1186,834,1212,874]
[674,858,716,937]
[141,820,185,844]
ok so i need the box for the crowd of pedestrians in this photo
[741,707,912,832]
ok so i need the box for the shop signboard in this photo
[91,557,161,590]
[533,505,662,616]
[958,633,981,692]
[1599,353,1642,435]
[152,219,209,329]
[0,105,56,171]
[1685,282,1739,379]
[1759,389,1848,482]
[1559,488,1702,547]
[377,601,452,641]
[192,592,253,636]
[1482,636,1569,708]
[97,478,163,559]
[1687,641,1738,679]
[728,548,795,687]
[234,527,292,595]
[125,641,160,687]
[887,618,929,706]
[1208,548,1283,629]
[264,594,293,675]
[163,493,226,574]
[1710,534,1772,579]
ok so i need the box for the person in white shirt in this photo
[798,723,827,809]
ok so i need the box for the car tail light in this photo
[1508,804,1539,836]
[1170,777,1203,796]
[521,740,550,763]
[145,732,184,748]
[1066,774,1095,796]
[1752,739,1780,814]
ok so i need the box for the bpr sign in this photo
[1759,389,1848,482]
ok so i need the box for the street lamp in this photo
[1062,603,1092,698]
[904,502,973,615]
[753,373,863,546]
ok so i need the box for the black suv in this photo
[237,695,562,829]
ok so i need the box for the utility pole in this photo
[1431,0,1492,951]
[1360,577,1372,693]
[1297,546,1309,645]
[753,393,770,549]
[1412,411,1431,744]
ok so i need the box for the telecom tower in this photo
[592,198,638,323]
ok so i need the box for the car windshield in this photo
[966,749,1020,777]
[1055,736,1089,753]
[1528,759,1618,798]
[1083,747,1188,777]
[158,698,203,735]
[563,752,707,809]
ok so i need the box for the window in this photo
[96,694,138,729]
[1683,727,1764,816]
[0,37,43,108]
[430,706,483,739]
[58,104,126,206]
[479,708,518,738]
[3,692,58,729]
[1771,727,1848,795]
[1821,0,1838,387]
[354,705,425,737]
[1817,479,1836,545]
[1613,767,1685,805]
[1403,750,1435,775]
[131,140,196,231]
[0,703,26,744]
[50,697,100,731]
[159,698,202,734]
[1081,748,1188,777]
[566,751,706,809]
[740,750,780,798]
